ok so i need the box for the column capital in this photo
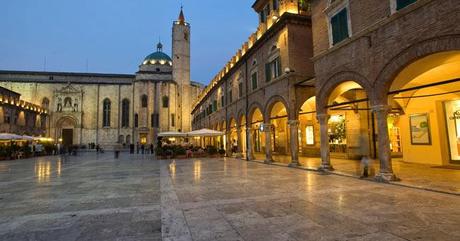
[371,105,391,114]
[261,123,273,132]
[316,113,330,122]
[287,120,300,126]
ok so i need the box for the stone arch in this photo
[247,101,264,123]
[237,109,246,127]
[56,115,78,128]
[316,71,373,114]
[263,95,291,121]
[228,116,237,130]
[375,34,460,103]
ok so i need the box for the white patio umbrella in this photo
[157,131,188,137]
[21,135,35,141]
[0,133,24,140]
[186,128,224,137]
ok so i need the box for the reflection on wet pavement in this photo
[162,157,460,241]
[254,153,460,194]
[0,153,161,241]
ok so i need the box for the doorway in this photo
[62,129,73,147]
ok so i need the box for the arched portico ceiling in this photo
[250,108,263,124]
[229,118,237,129]
[327,81,365,106]
[389,51,460,108]
[269,101,288,118]
[390,51,460,92]
[299,97,316,113]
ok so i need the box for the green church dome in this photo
[142,42,172,66]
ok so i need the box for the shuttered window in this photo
[331,8,349,45]
[252,72,258,90]
[266,57,281,82]
[396,0,416,10]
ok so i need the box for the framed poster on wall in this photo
[409,113,432,145]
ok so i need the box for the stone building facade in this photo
[192,0,315,162]
[0,86,48,136]
[0,9,203,149]
[192,0,460,181]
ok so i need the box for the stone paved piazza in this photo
[1,154,460,241]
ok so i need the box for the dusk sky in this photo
[0,0,257,85]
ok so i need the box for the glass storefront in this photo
[444,100,460,162]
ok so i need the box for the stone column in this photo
[263,123,274,164]
[317,114,333,171]
[246,127,254,161]
[372,105,399,182]
[236,127,243,158]
[225,131,232,157]
[288,120,300,167]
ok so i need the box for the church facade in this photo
[0,9,203,149]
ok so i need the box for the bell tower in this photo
[172,7,192,132]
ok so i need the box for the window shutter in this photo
[276,58,282,78]
[265,63,271,82]
[331,8,349,45]
[396,0,417,10]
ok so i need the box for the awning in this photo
[157,131,188,137]
[187,128,224,137]
[0,133,25,140]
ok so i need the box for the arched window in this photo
[121,99,130,127]
[134,113,139,128]
[103,98,111,127]
[141,95,148,108]
[162,96,169,108]
[41,98,50,109]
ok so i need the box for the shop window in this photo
[305,125,315,145]
[328,115,346,153]
[444,100,460,162]
[329,6,350,45]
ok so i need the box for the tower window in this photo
[152,113,159,128]
[162,96,169,108]
[171,114,175,127]
[141,95,148,108]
